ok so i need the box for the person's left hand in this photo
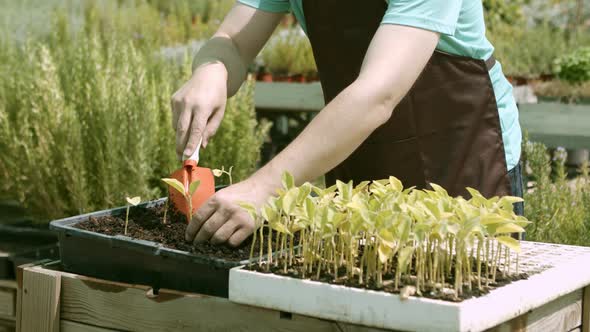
[185,179,271,247]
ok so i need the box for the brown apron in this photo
[302,0,511,198]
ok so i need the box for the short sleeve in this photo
[381,0,462,36]
[238,0,291,13]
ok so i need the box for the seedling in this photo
[161,178,201,223]
[124,196,141,236]
[244,172,531,299]
[213,166,234,185]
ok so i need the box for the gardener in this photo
[174,0,524,247]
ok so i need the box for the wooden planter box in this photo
[0,280,16,332]
[14,243,590,332]
[229,241,590,332]
[15,262,394,332]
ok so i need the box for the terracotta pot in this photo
[257,73,273,82]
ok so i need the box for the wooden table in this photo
[14,261,590,332]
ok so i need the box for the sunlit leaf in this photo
[238,202,258,220]
[282,172,295,190]
[389,176,403,192]
[397,246,414,272]
[378,243,392,263]
[429,183,448,197]
[161,178,186,196]
[126,196,141,206]
[496,236,521,253]
[496,223,526,234]
[282,187,299,215]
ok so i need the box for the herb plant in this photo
[124,196,141,235]
[244,173,530,299]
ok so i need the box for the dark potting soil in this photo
[75,203,264,262]
[246,255,528,302]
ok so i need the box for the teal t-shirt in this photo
[239,0,522,171]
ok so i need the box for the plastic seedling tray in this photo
[50,191,257,297]
[229,241,590,332]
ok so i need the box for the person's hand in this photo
[185,179,272,247]
[171,63,228,160]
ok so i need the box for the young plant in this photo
[161,178,201,222]
[248,171,530,300]
[213,166,234,185]
[124,196,141,236]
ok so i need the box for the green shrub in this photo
[0,2,268,222]
[554,47,590,84]
[483,0,528,32]
[489,24,569,78]
[523,140,590,246]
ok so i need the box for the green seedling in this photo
[124,196,141,236]
[247,172,530,299]
[213,166,234,185]
[161,178,201,223]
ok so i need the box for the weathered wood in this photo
[60,320,115,332]
[16,263,590,332]
[0,282,15,290]
[487,289,582,332]
[0,318,15,332]
[0,288,15,319]
[55,268,390,332]
[19,267,61,332]
[582,286,590,332]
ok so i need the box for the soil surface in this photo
[246,255,528,302]
[75,203,267,262]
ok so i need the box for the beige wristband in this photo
[192,37,248,96]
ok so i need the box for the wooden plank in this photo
[20,267,61,332]
[487,289,583,332]
[0,282,15,290]
[60,320,115,332]
[57,269,391,332]
[0,288,15,319]
[255,82,324,112]
[0,318,15,332]
[582,286,590,332]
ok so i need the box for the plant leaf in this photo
[212,169,223,177]
[496,223,526,234]
[161,178,186,196]
[126,196,141,206]
[388,176,403,192]
[496,236,521,253]
[281,172,295,189]
[189,180,201,196]
[378,243,392,263]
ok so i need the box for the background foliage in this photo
[0,0,268,222]
[522,138,590,246]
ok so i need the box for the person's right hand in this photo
[171,62,228,160]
